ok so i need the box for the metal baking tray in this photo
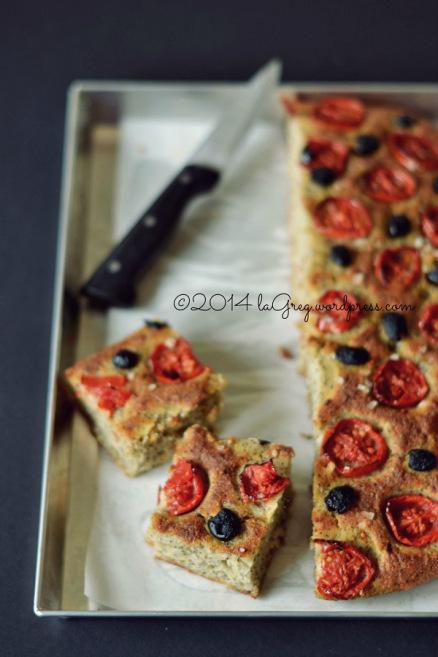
[34,81,438,617]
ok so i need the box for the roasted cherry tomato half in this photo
[316,541,375,600]
[313,97,365,130]
[301,138,349,174]
[163,459,208,515]
[388,133,438,172]
[313,197,372,241]
[419,304,438,344]
[150,338,206,384]
[322,419,388,477]
[362,165,417,202]
[384,495,438,547]
[421,206,438,248]
[317,290,362,333]
[239,460,289,503]
[80,374,131,414]
[372,359,429,408]
[374,247,421,290]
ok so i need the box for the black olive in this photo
[330,245,353,267]
[426,265,438,286]
[335,346,370,365]
[207,509,241,542]
[144,319,168,329]
[408,449,436,472]
[433,177,438,194]
[300,145,314,166]
[387,214,411,238]
[354,134,380,156]
[258,439,271,445]
[325,486,357,514]
[311,167,336,186]
[394,115,416,128]
[112,349,139,369]
[381,312,408,341]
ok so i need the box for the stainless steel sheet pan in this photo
[34,82,438,617]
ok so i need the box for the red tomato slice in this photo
[313,97,365,130]
[313,197,372,241]
[239,460,289,503]
[372,359,429,408]
[322,418,388,477]
[97,388,132,412]
[374,247,421,290]
[388,133,438,172]
[316,541,375,600]
[362,165,417,202]
[163,459,208,515]
[384,495,438,547]
[150,338,206,384]
[81,374,131,414]
[302,138,349,174]
[421,206,438,247]
[81,375,127,388]
[317,290,362,333]
[419,304,438,344]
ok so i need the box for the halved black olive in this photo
[112,349,139,369]
[381,313,408,341]
[387,214,411,238]
[300,145,314,165]
[207,508,241,541]
[394,115,416,128]
[335,346,370,365]
[426,265,438,286]
[408,449,436,472]
[354,134,380,156]
[144,320,169,329]
[325,486,357,514]
[330,245,353,267]
[311,167,336,186]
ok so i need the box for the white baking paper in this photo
[83,106,438,613]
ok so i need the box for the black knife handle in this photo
[81,164,220,307]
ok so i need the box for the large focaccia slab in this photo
[285,93,438,599]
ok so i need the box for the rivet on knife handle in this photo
[81,165,220,308]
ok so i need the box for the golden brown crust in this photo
[286,93,438,598]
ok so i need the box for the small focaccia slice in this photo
[146,424,294,597]
[64,322,225,476]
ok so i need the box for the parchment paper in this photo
[82,108,438,613]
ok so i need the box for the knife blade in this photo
[81,59,281,307]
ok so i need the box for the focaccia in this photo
[284,93,438,599]
[146,424,293,596]
[64,322,225,476]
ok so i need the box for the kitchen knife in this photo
[81,59,281,307]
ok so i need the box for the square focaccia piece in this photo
[64,322,225,476]
[146,424,293,597]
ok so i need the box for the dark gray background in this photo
[2,1,438,655]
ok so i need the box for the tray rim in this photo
[34,80,438,618]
